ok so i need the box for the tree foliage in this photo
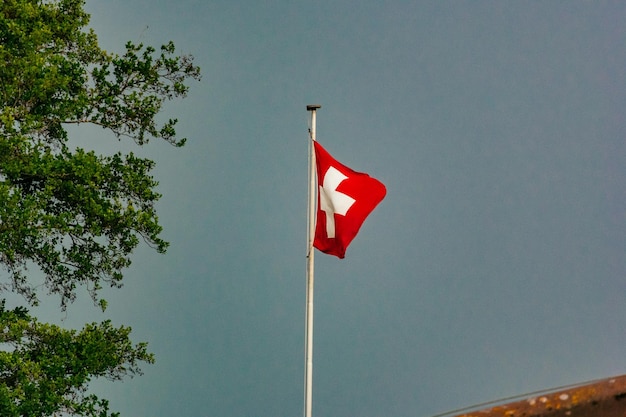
[0,0,200,415]
[0,301,154,416]
[0,0,200,307]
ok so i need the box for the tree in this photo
[0,0,200,414]
[0,301,153,416]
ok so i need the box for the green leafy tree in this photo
[0,0,200,414]
[0,301,154,416]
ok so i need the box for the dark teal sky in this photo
[25,1,626,416]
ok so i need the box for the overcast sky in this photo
[24,1,626,416]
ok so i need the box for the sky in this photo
[19,1,626,416]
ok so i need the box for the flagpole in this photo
[305,104,320,417]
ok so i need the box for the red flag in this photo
[313,141,386,258]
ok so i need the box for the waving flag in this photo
[313,141,386,258]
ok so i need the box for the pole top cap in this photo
[306,104,321,111]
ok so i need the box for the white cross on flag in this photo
[313,141,386,258]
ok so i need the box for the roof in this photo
[450,375,626,417]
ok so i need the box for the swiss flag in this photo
[313,141,386,258]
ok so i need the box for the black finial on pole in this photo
[306,104,321,111]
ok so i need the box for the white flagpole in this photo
[305,104,321,417]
